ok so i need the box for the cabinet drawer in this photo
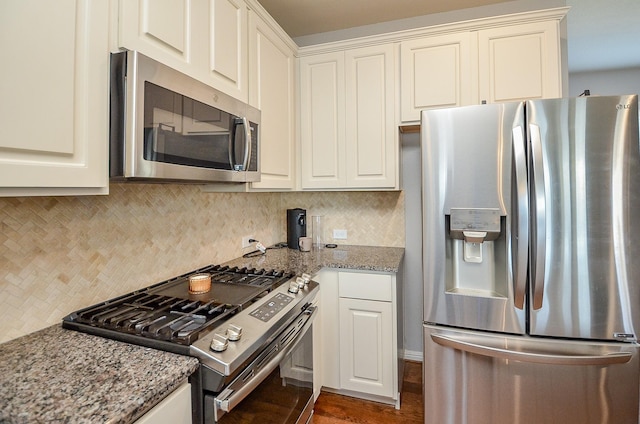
[338,272,392,302]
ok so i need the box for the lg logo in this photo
[617,103,631,110]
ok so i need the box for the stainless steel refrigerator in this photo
[421,95,640,424]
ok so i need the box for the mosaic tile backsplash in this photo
[0,184,404,343]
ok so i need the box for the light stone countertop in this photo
[0,245,403,423]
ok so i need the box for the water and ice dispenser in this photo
[449,208,501,263]
[444,207,508,298]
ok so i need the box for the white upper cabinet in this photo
[477,20,562,104]
[299,45,398,190]
[208,0,248,100]
[118,1,191,69]
[0,0,110,196]
[400,8,568,122]
[400,32,474,122]
[344,45,397,189]
[119,0,249,102]
[300,51,346,189]
[248,11,296,190]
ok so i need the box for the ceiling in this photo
[257,0,640,72]
[257,0,511,38]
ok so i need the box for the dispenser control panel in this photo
[449,208,501,239]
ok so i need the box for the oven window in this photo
[142,82,238,170]
[219,325,314,424]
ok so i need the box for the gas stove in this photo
[62,264,302,356]
[62,264,319,424]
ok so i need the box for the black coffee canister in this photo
[287,208,306,249]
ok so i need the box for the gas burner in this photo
[75,291,236,345]
[202,265,295,288]
[63,264,297,347]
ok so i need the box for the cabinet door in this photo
[339,297,393,397]
[248,12,296,190]
[119,0,192,68]
[208,0,248,101]
[400,32,474,122]
[119,0,248,102]
[0,0,109,195]
[299,52,346,189]
[345,45,397,189]
[478,20,562,104]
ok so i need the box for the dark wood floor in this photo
[313,361,423,424]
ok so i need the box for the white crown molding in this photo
[298,7,570,56]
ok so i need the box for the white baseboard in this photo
[402,349,423,362]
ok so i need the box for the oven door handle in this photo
[215,306,317,416]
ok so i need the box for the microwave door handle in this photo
[529,123,546,310]
[229,117,251,171]
[229,119,238,170]
[240,117,251,171]
[512,125,528,310]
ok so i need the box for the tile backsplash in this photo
[0,184,404,343]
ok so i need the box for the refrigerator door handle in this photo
[432,333,633,366]
[512,126,528,309]
[529,124,546,310]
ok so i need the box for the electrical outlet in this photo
[333,229,347,240]
[242,235,254,249]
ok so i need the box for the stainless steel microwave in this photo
[110,50,260,183]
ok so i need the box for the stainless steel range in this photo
[62,264,319,424]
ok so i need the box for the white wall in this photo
[568,67,640,96]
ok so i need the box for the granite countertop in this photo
[223,244,405,276]
[0,325,199,424]
[0,245,402,423]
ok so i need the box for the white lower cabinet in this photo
[315,269,401,407]
[134,382,192,424]
[339,297,394,397]
[316,269,340,391]
[312,290,324,401]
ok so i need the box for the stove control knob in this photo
[210,333,229,352]
[301,273,311,285]
[226,324,242,341]
[296,276,306,289]
[288,281,300,294]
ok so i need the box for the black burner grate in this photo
[63,265,294,354]
[75,291,236,345]
[63,265,295,346]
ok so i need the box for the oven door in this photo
[205,306,317,424]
